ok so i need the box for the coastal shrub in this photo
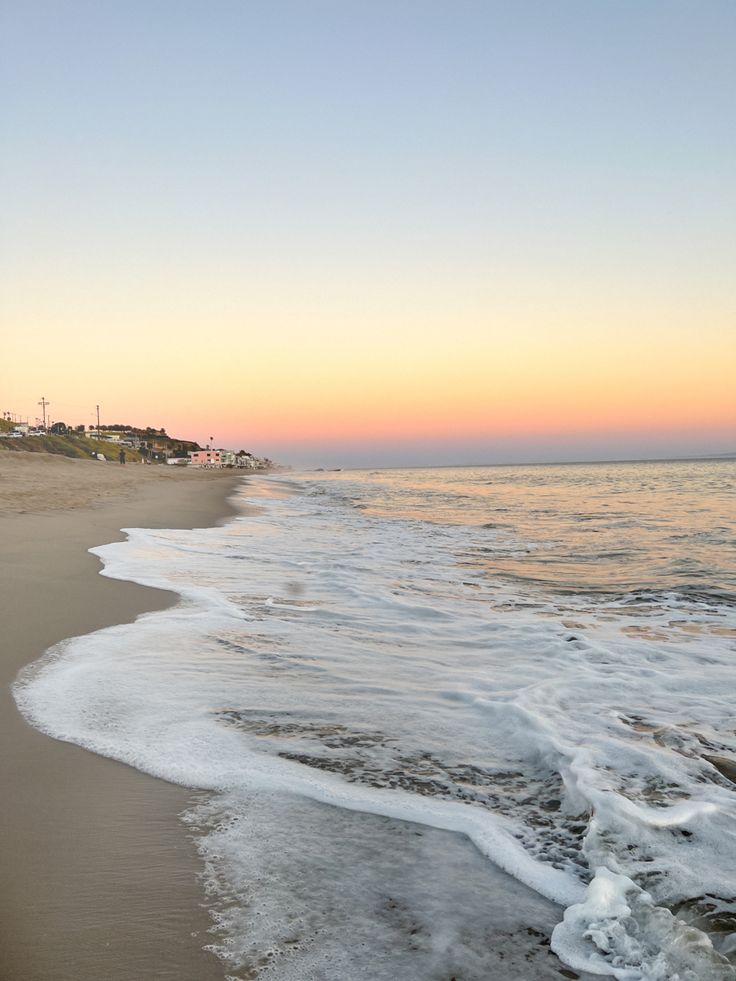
[0,433,143,462]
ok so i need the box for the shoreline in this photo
[0,453,245,981]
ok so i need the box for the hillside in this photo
[0,432,143,462]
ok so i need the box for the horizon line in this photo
[294,452,736,473]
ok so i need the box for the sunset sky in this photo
[2,1,734,467]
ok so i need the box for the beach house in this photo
[189,450,222,467]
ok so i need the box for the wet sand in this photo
[0,453,244,981]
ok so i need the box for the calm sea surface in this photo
[15,460,736,980]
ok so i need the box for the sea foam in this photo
[14,463,736,979]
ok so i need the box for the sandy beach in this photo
[0,453,243,981]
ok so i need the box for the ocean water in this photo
[14,460,736,980]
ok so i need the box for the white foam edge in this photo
[14,526,587,914]
[89,529,251,620]
[13,627,587,914]
[549,865,733,981]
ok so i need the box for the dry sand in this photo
[0,452,245,981]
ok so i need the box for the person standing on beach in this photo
[118,448,126,465]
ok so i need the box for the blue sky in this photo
[2,1,734,465]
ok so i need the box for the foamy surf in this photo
[14,463,736,979]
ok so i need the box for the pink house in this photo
[189,450,222,467]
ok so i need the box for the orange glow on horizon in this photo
[3,268,734,456]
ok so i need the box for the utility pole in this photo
[38,397,50,429]
[96,404,101,438]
